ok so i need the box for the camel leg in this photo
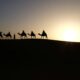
[20,37,22,39]
[46,36,48,39]
[43,36,44,39]
[25,36,27,39]
[41,36,42,39]
[26,36,27,38]
[10,37,11,39]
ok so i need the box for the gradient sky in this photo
[0,0,80,41]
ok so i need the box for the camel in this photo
[38,30,48,39]
[0,32,3,39]
[28,31,36,38]
[18,30,27,39]
[3,32,12,39]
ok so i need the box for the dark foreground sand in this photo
[0,39,80,80]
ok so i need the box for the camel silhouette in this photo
[28,31,36,38]
[18,30,27,39]
[3,32,12,39]
[0,32,3,39]
[38,30,48,39]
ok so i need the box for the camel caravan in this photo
[0,30,48,40]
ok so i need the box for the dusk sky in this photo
[1,0,80,41]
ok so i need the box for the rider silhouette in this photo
[8,32,10,34]
[22,30,25,34]
[42,30,47,35]
[31,31,35,35]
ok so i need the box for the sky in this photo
[0,0,80,41]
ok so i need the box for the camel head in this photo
[3,33,6,36]
[17,33,21,35]
[38,33,41,36]
[28,33,30,35]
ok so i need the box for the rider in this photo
[42,30,47,35]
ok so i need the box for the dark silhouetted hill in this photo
[0,39,80,80]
